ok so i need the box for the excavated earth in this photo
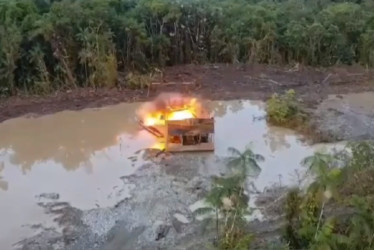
[1,64,374,250]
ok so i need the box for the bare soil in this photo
[1,64,374,123]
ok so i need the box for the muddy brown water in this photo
[0,100,341,249]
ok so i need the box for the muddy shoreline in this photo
[2,95,373,250]
[2,64,374,250]
[13,154,290,250]
[1,64,374,123]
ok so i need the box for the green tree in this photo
[0,24,22,94]
[1,0,374,94]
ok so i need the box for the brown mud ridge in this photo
[1,64,374,123]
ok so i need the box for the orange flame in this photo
[138,94,210,150]
[140,96,201,127]
[168,109,194,120]
[143,109,195,126]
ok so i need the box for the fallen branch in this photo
[250,77,280,85]
[266,79,280,85]
[321,73,332,85]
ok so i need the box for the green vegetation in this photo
[266,89,306,127]
[195,147,264,249]
[1,0,374,95]
[227,146,264,177]
[196,141,374,249]
[283,140,374,250]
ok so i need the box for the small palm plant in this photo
[194,147,264,249]
[301,151,342,195]
[300,151,343,241]
[301,152,334,175]
[227,146,265,177]
[194,175,252,249]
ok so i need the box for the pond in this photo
[0,99,340,249]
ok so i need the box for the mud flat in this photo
[313,92,374,141]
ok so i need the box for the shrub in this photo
[266,89,305,126]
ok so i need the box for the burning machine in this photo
[138,94,215,152]
[165,118,214,152]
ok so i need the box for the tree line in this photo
[1,0,374,95]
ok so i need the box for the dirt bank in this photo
[1,64,374,123]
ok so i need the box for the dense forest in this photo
[1,0,374,95]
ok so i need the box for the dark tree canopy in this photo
[1,0,374,94]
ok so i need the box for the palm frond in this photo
[213,175,242,187]
[300,155,314,168]
[301,152,334,174]
[227,157,242,169]
[253,153,265,162]
[206,185,227,206]
[246,158,262,176]
[194,207,215,216]
[228,147,243,157]
[248,170,261,178]
[242,149,255,159]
